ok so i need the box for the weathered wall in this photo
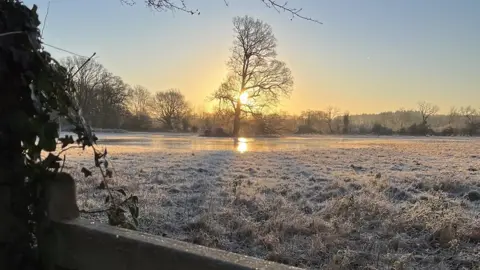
[44,218,302,270]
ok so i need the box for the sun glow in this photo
[239,92,249,104]
[235,137,248,153]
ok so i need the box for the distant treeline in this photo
[60,56,479,137]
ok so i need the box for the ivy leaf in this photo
[131,196,139,204]
[59,135,74,148]
[128,205,139,221]
[81,167,92,177]
[132,216,139,227]
[39,122,59,151]
[116,189,126,196]
[94,151,103,167]
[42,153,61,169]
[98,181,106,190]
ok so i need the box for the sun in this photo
[239,92,249,104]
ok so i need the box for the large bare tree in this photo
[150,89,190,130]
[418,101,439,125]
[212,16,293,137]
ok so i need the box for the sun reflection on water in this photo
[236,137,248,153]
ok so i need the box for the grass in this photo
[63,136,480,269]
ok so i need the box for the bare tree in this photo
[61,56,106,123]
[123,0,321,23]
[61,56,129,128]
[395,108,412,129]
[459,106,479,135]
[417,101,439,125]
[448,106,459,126]
[150,89,189,130]
[342,112,350,134]
[96,74,129,128]
[212,16,293,137]
[128,85,151,116]
[322,106,340,134]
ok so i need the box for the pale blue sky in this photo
[25,0,480,114]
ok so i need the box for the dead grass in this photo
[63,137,480,269]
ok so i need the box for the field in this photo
[63,134,480,269]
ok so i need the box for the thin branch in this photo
[130,0,320,22]
[260,0,322,24]
[0,31,24,38]
[43,43,89,58]
[72,52,97,78]
[41,0,51,35]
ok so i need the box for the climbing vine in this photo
[0,1,138,268]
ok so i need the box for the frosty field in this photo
[63,134,480,269]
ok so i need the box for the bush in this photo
[407,123,432,136]
[295,125,319,134]
[371,123,393,135]
[441,126,455,136]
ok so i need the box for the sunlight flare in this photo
[239,92,249,104]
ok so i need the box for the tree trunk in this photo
[232,100,242,138]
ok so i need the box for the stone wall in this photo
[43,218,302,270]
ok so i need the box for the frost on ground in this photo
[63,136,480,269]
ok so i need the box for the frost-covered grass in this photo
[63,136,480,269]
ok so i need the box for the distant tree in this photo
[150,89,190,130]
[322,106,340,134]
[448,106,459,126]
[212,16,293,137]
[418,101,439,125]
[61,56,129,128]
[61,56,106,124]
[96,74,129,128]
[254,112,287,135]
[396,108,412,129]
[128,85,151,116]
[342,113,350,134]
[459,106,479,136]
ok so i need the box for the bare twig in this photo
[41,1,51,35]
[260,0,322,24]
[43,43,89,58]
[129,0,321,23]
[71,52,97,78]
[60,154,66,172]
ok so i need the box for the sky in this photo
[24,0,480,114]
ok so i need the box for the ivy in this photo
[0,1,138,268]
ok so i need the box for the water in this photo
[60,132,478,153]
